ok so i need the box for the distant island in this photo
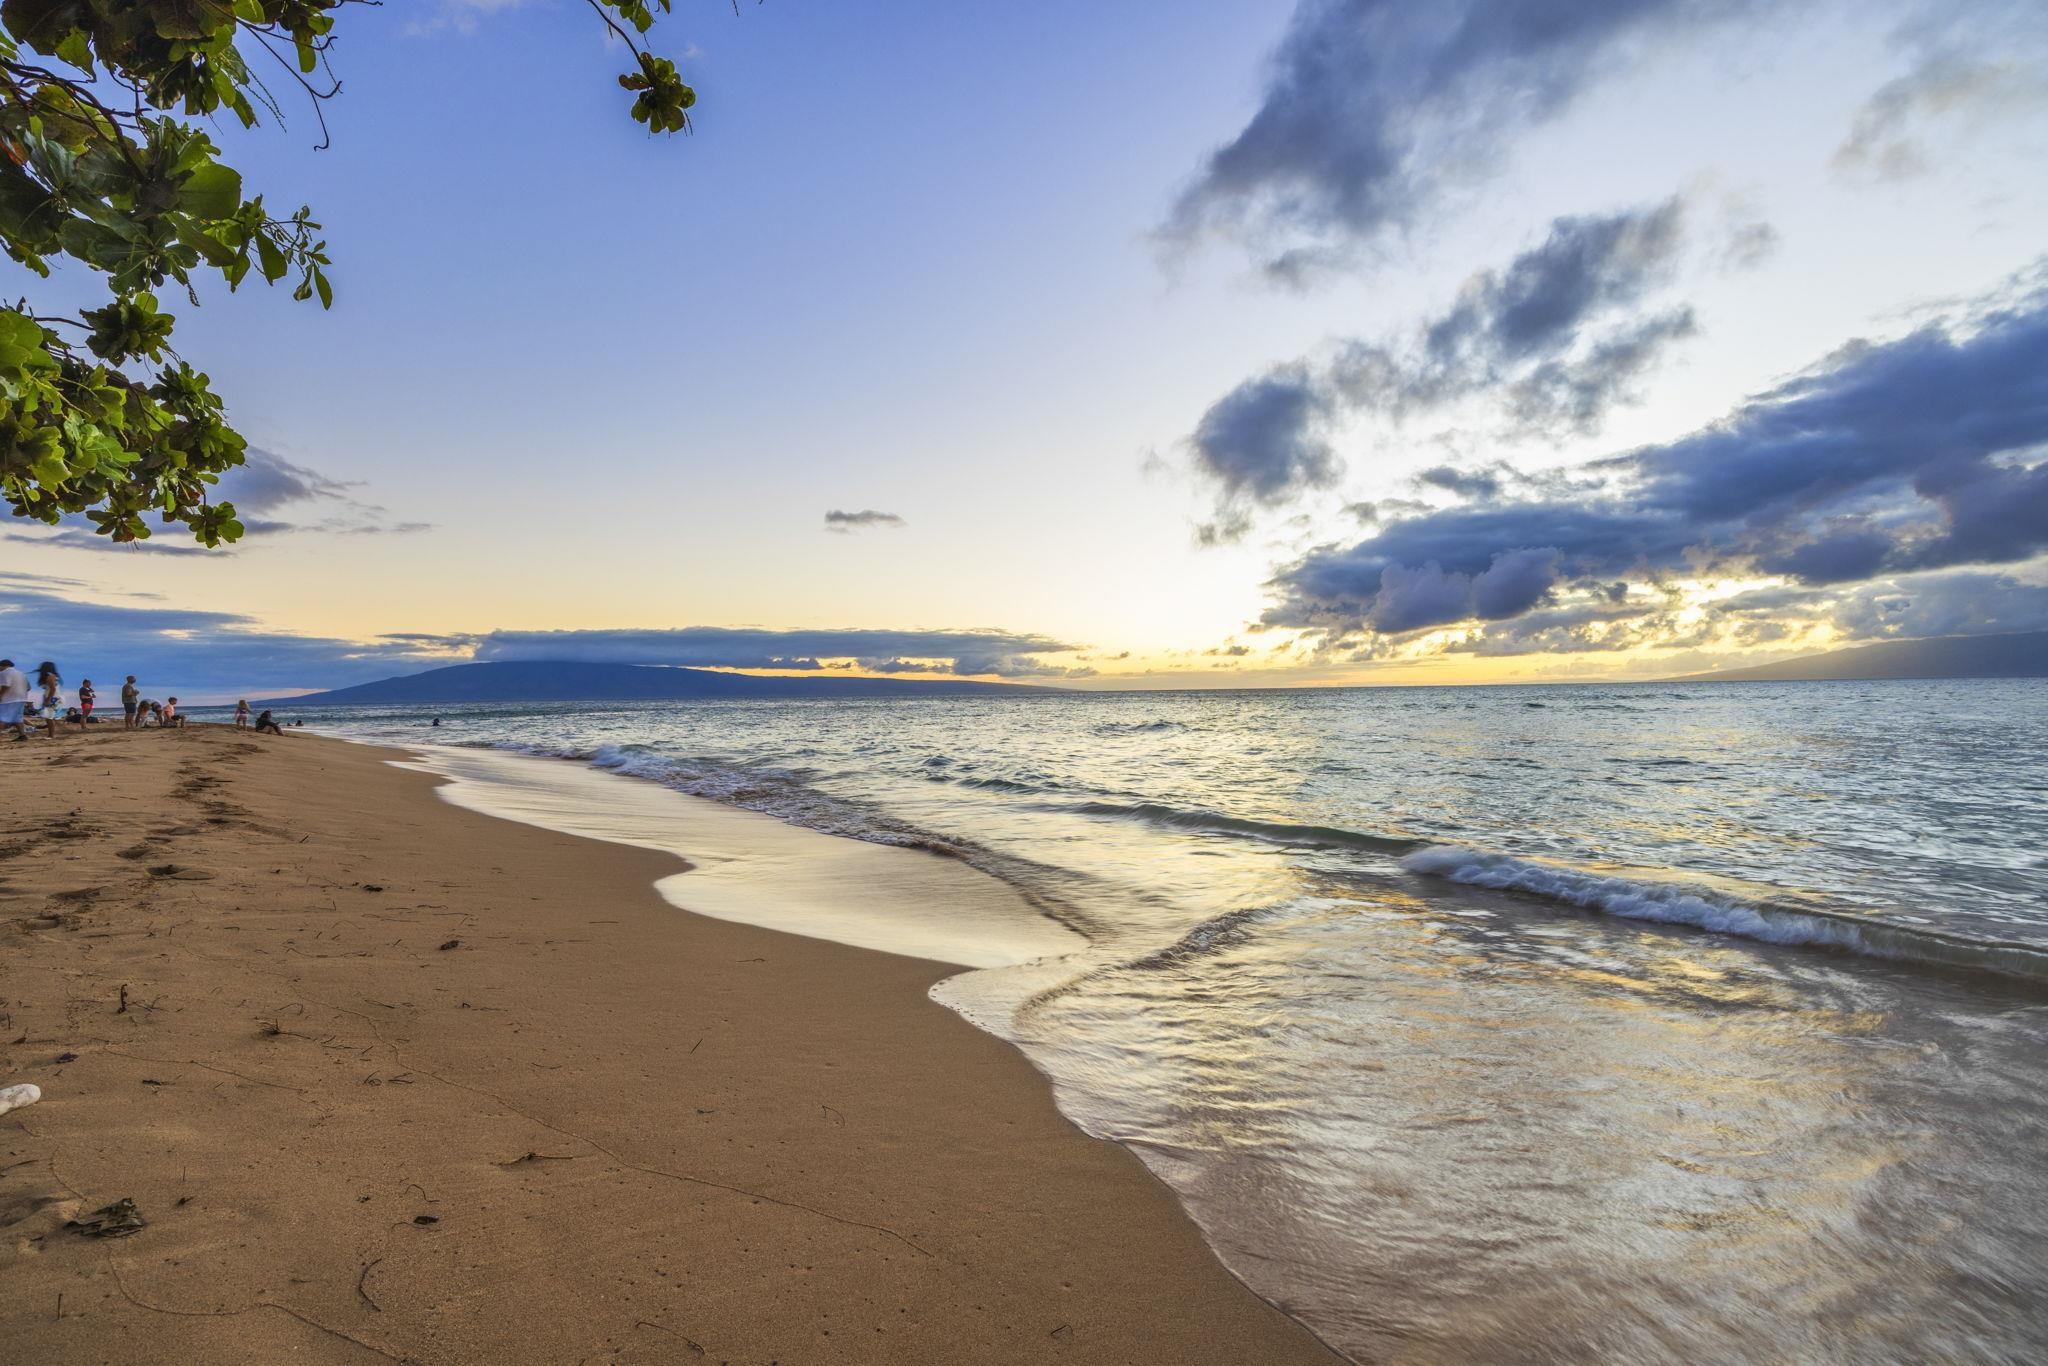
[1672,631,2048,683]
[262,660,1055,707]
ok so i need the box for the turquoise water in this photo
[292,680,2048,1362]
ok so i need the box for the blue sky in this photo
[5,0,2048,699]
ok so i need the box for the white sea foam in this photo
[1402,846,2048,981]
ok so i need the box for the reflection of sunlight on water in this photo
[1013,876,2048,1361]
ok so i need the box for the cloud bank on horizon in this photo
[467,626,1089,678]
[0,584,1093,700]
[1260,271,2048,650]
[1169,0,2048,667]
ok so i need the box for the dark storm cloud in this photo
[824,509,908,533]
[1266,272,2048,639]
[1159,0,1749,277]
[473,627,1087,678]
[1184,199,1731,540]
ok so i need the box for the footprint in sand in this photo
[147,865,217,881]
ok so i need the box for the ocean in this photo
[285,679,2048,1361]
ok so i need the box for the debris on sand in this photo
[68,1198,147,1238]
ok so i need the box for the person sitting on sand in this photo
[78,678,96,723]
[0,659,28,741]
[122,675,140,729]
[163,696,186,728]
[235,698,250,728]
[253,709,284,736]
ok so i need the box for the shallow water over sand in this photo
[307,680,2048,1361]
[397,745,1079,968]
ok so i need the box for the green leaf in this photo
[53,27,91,73]
[179,161,243,221]
[254,231,286,281]
[0,310,55,373]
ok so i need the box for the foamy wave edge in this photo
[1403,846,2048,984]
[426,737,1108,940]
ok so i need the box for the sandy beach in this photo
[0,726,1333,1364]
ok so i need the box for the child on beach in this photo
[163,697,185,728]
[253,710,284,736]
[78,679,96,723]
[235,699,250,728]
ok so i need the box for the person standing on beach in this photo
[122,676,140,730]
[32,662,61,739]
[78,679,96,724]
[0,659,28,741]
[235,699,250,728]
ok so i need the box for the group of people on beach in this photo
[0,659,285,740]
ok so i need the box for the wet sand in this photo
[0,726,1333,1364]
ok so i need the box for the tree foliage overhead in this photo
[0,0,700,546]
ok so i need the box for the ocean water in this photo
[291,680,2048,1362]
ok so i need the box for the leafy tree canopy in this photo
[0,0,700,546]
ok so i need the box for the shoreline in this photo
[0,726,1335,1363]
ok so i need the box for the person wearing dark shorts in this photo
[121,675,139,729]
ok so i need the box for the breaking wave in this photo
[1063,801,1425,854]
[1403,846,2048,983]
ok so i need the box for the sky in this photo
[4,0,2048,699]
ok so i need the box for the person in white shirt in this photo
[0,659,28,741]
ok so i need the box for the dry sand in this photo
[0,726,1334,1364]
